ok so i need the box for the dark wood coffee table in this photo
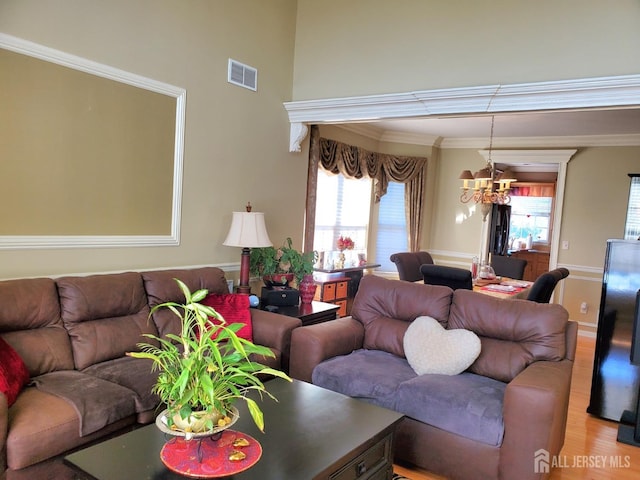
[268,300,340,326]
[64,379,403,480]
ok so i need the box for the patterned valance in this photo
[319,137,427,202]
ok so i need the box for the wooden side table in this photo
[262,301,339,326]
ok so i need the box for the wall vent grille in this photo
[228,59,257,91]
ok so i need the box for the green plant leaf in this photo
[245,397,265,433]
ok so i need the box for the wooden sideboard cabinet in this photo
[314,276,349,317]
[509,250,550,282]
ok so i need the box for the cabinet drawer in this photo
[336,281,349,299]
[330,435,392,480]
[335,299,348,317]
[322,283,336,301]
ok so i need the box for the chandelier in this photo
[458,116,516,212]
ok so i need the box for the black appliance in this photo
[489,204,511,256]
[260,287,299,307]
[588,239,640,422]
[617,290,640,446]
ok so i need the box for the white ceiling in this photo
[340,108,640,147]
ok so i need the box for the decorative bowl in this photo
[156,406,239,441]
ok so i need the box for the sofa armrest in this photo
[289,317,365,383]
[0,391,8,471]
[500,358,574,480]
[250,308,301,372]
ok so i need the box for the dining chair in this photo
[390,251,434,282]
[526,268,570,303]
[491,254,528,280]
[420,264,473,290]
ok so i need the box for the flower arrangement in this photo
[336,236,355,252]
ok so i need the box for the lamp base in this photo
[237,247,251,295]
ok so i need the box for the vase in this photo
[298,274,317,304]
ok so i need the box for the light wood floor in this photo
[394,335,640,479]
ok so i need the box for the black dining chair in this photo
[491,255,528,280]
[420,264,473,290]
[390,251,434,282]
[526,268,570,303]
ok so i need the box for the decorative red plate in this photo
[160,430,262,478]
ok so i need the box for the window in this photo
[313,171,408,271]
[509,190,554,247]
[313,169,371,258]
[625,176,640,240]
[375,182,407,270]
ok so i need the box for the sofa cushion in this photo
[403,316,481,376]
[0,277,74,375]
[312,349,417,410]
[449,289,568,382]
[6,387,135,470]
[200,293,253,341]
[0,336,30,406]
[351,275,453,357]
[82,356,159,415]
[395,372,507,446]
[57,272,155,370]
[30,370,137,436]
[142,267,230,338]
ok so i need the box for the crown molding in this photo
[440,134,640,148]
[285,74,640,151]
[333,126,640,149]
[478,149,577,164]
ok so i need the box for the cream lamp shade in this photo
[223,207,272,294]
[223,211,272,248]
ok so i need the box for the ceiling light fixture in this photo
[459,116,516,219]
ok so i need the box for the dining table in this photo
[472,277,532,300]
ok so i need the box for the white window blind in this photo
[375,182,407,271]
[624,176,640,240]
[313,169,371,254]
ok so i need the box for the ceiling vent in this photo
[228,59,257,91]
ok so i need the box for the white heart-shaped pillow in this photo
[403,316,481,376]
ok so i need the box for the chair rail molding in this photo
[284,74,640,152]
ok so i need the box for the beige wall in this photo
[1,48,175,235]
[292,1,640,329]
[428,145,640,330]
[0,0,301,279]
[293,0,640,99]
[2,1,638,331]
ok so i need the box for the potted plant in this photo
[250,237,317,287]
[128,279,291,436]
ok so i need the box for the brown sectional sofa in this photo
[290,275,578,480]
[0,267,300,473]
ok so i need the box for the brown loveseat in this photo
[0,267,300,474]
[290,275,577,480]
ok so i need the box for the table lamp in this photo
[223,203,272,294]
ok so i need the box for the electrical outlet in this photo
[580,302,588,314]
[562,240,570,250]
